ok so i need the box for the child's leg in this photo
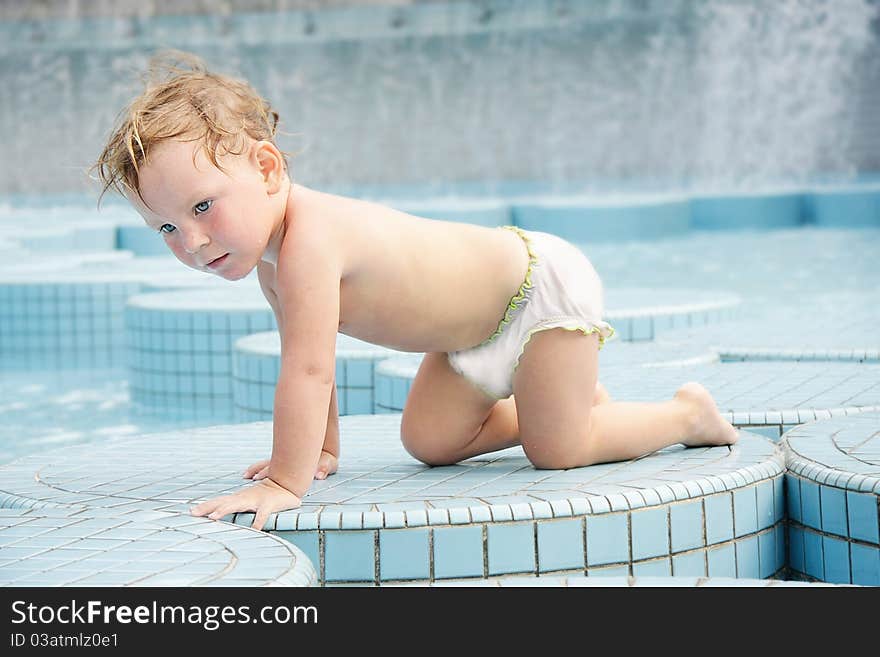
[511,329,738,470]
[401,352,520,466]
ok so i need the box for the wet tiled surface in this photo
[782,412,880,585]
[0,415,784,584]
[233,331,406,420]
[0,508,316,587]
[125,285,276,421]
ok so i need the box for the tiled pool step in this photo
[0,416,785,585]
[233,332,405,420]
[782,412,880,586]
[374,357,880,439]
[0,507,316,587]
[604,288,741,341]
[124,285,276,421]
[0,259,224,370]
[654,295,880,363]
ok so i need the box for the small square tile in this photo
[733,487,758,538]
[788,525,805,573]
[586,513,628,566]
[707,543,736,578]
[704,493,733,545]
[819,486,847,537]
[670,501,703,553]
[379,529,429,581]
[755,480,774,530]
[487,523,535,576]
[846,491,879,543]
[803,529,824,580]
[433,526,483,579]
[537,519,584,573]
[850,544,880,586]
[785,475,802,523]
[324,531,375,583]
[631,507,669,560]
[822,535,851,585]
[735,535,759,579]
[758,530,778,578]
[800,481,821,530]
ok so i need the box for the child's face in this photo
[132,139,280,280]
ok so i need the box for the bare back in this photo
[264,184,530,353]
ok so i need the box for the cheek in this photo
[167,240,194,265]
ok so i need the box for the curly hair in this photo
[92,50,287,204]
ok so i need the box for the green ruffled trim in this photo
[479,226,538,347]
[512,323,615,374]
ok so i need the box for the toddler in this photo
[94,52,738,531]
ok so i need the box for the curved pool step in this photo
[414,575,846,587]
[0,416,784,586]
[604,287,741,342]
[782,412,880,586]
[0,507,316,587]
[124,285,275,422]
[233,331,406,421]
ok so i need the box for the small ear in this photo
[253,141,284,194]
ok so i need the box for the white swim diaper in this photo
[447,226,615,400]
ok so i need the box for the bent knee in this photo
[400,422,459,467]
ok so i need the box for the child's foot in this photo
[674,382,739,447]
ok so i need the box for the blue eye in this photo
[159,224,176,234]
[194,200,213,215]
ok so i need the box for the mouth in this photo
[206,254,229,270]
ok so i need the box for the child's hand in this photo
[245,453,337,482]
[190,478,301,531]
[315,449,338,480]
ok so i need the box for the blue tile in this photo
[785,475,801,523]
[487,523,535,576]
[707,543,736,578]
[346,360,373,387]
[324,531,375,582]
[704,494,733,545]
[379,529,429,581]
[672,550,706,577]
[537,519,584,573]
[818,487,846,538]
[735,536,759,579]
[846,491,879,543]
[822,535,851,585]
[803,529,824,580]
[773,476,784,522]
[733,487,758,538]
[433,526,483,579]
[274,531,319,576]
[850,544,880,586]
[775,525,785,572]
[758,530,777,578]
[631,507,669,560]
[670,501,703,552]
[788,525,805,573]
[756,481,774,530]
[586,513,628,566]
[800,481,821,530]
[632,558,670,577]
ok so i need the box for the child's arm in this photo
[243,263,339,482]
[191,229,342,530]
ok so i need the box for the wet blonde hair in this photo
[92,50,287,204]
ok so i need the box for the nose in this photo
[182,229,210,255]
